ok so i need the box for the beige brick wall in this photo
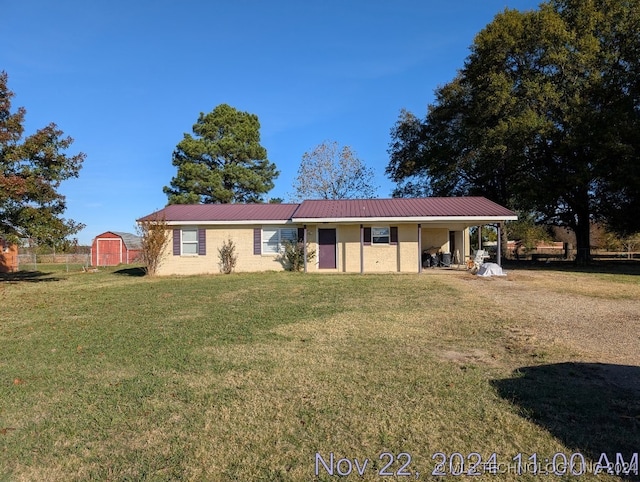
[399,224,420,272]
[305,224,421,273]
[156,225,288,276]
[155,224,471,275]
[421,227,450,253]
[341,224,360,272]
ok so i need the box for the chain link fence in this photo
[17,253,91,272]
[93,253,142,267]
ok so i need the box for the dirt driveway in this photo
[447,267,640,391]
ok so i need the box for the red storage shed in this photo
[91,231,143,267]
[0,238,19,273]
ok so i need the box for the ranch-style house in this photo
[138,197,517,276]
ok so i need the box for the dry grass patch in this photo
[504,269,640,299]
[185,314,558,480]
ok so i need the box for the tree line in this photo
[386,0,640,262]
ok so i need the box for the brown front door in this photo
[318,229,337,269]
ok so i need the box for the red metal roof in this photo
[292,197,516,219]
[138,197,516,223]
[139,203,300,222]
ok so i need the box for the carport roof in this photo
[291,197,516,221]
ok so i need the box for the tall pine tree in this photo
[164,104,278,204]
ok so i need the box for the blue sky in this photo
[3,1,541,245]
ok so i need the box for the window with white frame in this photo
[262,227,297,254]
[182,228,199,254]
[372,227,390,244]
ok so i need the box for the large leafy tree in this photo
[0,71,84,247]
[164,104,278,204]
[387,0,640,262]
[291,140,378,201]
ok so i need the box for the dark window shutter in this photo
[390,226,398,245]
[253,228,261,255]
[173,229,180,256]
[198,228,206,255]
[297,227,305,243]
[364,227,371,246]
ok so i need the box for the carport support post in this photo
[478,225,482,250]
[360,224,364,274]
[303,225,308,273]
[418,224,422,273]
[462,229,466,269]
[497,223,502,266]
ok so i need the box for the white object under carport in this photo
[476,262,506,277]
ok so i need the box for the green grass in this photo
[0,267,637,481]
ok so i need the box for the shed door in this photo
[98,239,121,266]
[318,229,337,269]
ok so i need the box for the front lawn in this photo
[1,267,638,481]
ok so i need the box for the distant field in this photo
[1,265,638,481]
